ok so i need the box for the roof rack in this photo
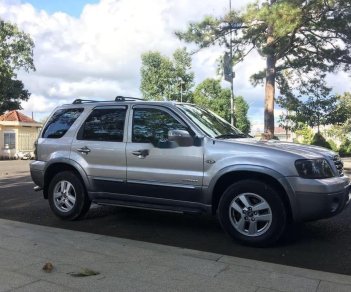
[72,96,144,104]
[72,99,97,104]
[115,96,144,101]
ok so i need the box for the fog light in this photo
[330,198,340,213]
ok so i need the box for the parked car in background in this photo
[15,151,35,160]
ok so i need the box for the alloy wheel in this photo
[229,193,272,237]
[53,180,77,212]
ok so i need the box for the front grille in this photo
[333,155,344,176]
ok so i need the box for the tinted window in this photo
[132,108,187,144]
[80,108,126,142]
[42,108,83,139]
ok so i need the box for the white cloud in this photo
[1,0,350,125]
[327,71,351,95]
[1,1,254,106]
[21,94,57,114]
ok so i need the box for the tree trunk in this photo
[264,45,276,139]
[264,0,276,139]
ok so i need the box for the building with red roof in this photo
[0,110,42,158]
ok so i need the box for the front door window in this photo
[132,108,187,145]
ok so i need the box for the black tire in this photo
[48,171,91,220]
[218,180,287,247]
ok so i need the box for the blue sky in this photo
[24,0,99,17]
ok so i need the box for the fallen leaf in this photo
[68,268,100,277]
[42,262,54,273]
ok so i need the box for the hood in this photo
[218,138,336,159]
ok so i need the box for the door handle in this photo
[77,146,91,155]
[132,149,149,158]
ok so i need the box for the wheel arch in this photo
[43,159,89,199]
[209,168,294,223]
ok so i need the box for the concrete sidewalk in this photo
[1,219,351,292]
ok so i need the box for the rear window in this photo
[42,108,84,139]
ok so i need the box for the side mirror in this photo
[168,129,193,147]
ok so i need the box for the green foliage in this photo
[333,92,351,134]
[193,78,230,120]
[234,95,251,135]
[311,133,332,149]
[327,139,339,152]
[295,124,314,144]
[278,78,342,132]
[176,0,351,136]
[339,139,351,157]
[171,48,194,102]
[0,78,30,114]
[193,79,251,134]
[140,51,173,101]
[0,19,35,114]
[140,48,194,102]
[0,19,35,77]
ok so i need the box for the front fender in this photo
[203,164,298,220]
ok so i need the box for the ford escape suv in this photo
[30,97,350,246]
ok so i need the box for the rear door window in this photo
[78,108,127,142]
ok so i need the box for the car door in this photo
[71,106,128,194]
[126,105,204,203]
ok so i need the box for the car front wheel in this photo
[218,180,287,247]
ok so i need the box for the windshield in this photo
[177,104,248,139]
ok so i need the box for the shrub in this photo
[339,139,351,157]
[295,125,314,144]
[327,139,338,152]
[311,133,332,149]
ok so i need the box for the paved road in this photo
[1,160,351,275]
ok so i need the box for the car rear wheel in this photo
[218,180,287,247]
[48,171,91,220]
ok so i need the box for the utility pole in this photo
[229,0,235,126]
[223,0,238,126]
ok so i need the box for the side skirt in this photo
[89,192,212,215]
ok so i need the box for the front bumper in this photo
[287,176,350,221]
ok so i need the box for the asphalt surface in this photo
[1,160,351,275]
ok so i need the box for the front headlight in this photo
[295,159,334,179]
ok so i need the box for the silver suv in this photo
[30,97,350,246]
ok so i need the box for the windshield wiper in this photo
[215,133,247,139]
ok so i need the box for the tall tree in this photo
[176,0,351,138]
[193,78,230,120]
[140,48,194,102]
[140,51,174,101]
[193,78,251,134]
[171,48,194,102]
[0,19,35,114]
